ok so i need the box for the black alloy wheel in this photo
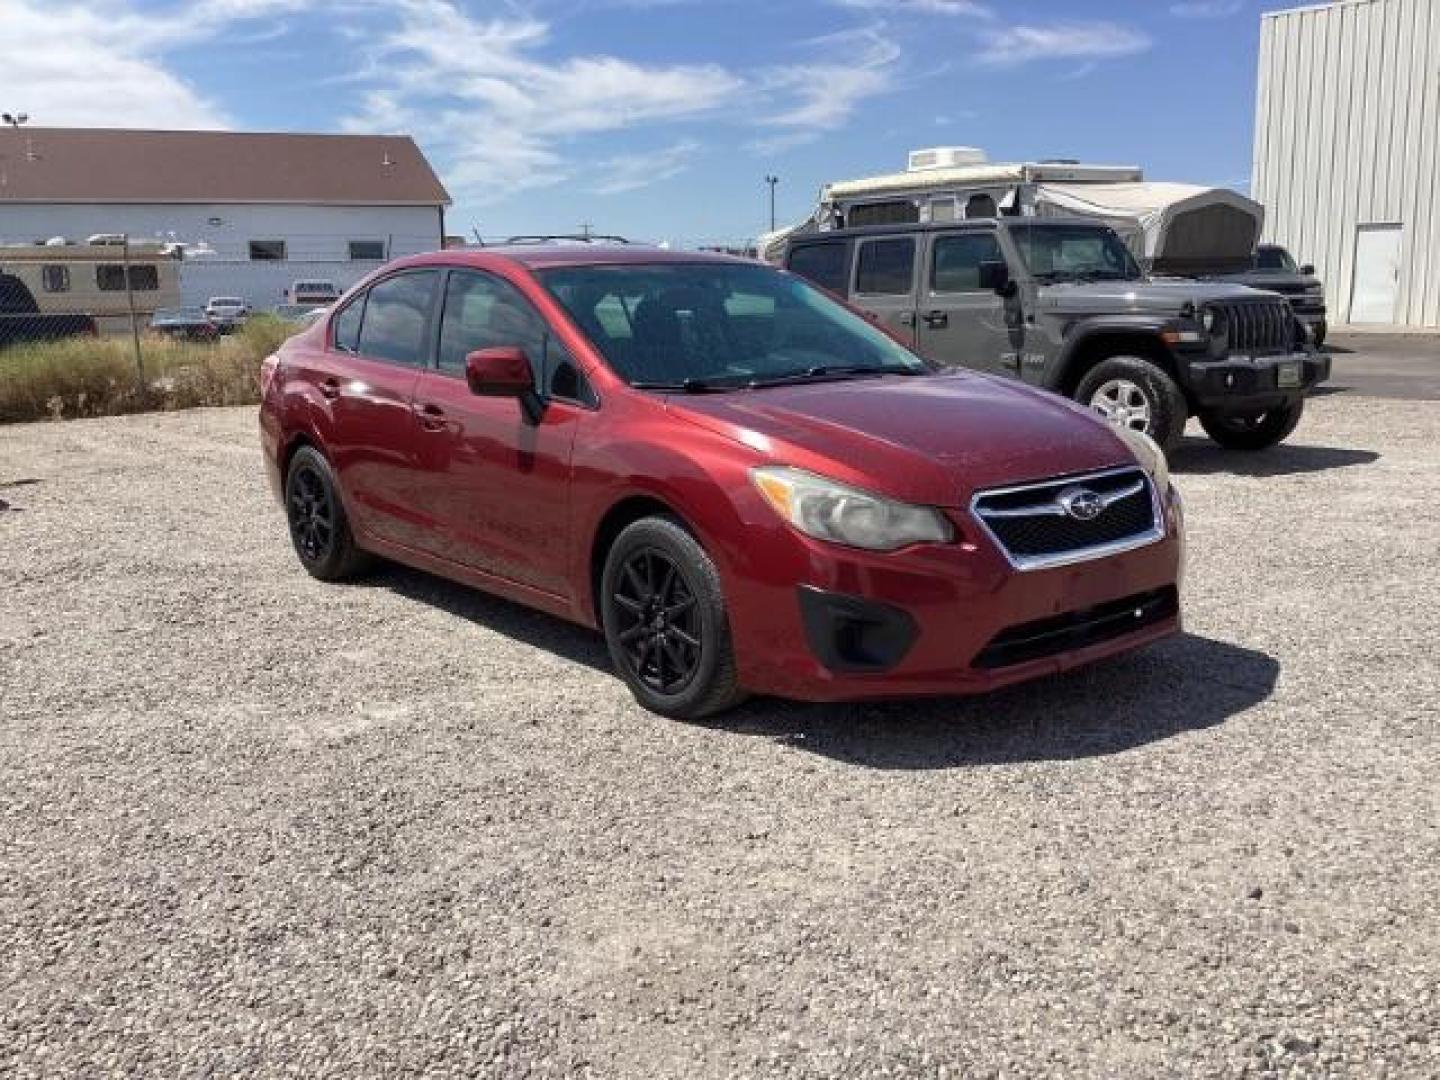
[288,462,333,564]
[600,516,745,719]
[611,547,703,695]
[1198,398,1304,451]
[283,445,370,580]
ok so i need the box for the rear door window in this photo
[854,238,916,296]
[787,243,849,295]
[356,271,438,366]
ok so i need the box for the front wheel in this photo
[600,516,745,720]
[1198,399,1305,451]
[1074,356,1188,452]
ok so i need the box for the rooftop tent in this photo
[1031,182,1264,274]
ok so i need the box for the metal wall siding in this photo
[1254,0,1440,326]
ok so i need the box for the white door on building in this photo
[1349,224,1403,324]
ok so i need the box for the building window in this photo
[42,265,71,293]
[349,240,386,261]
[96,265,160,291]
[249,240,287,261]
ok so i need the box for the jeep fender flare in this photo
[1051,318,1179,396]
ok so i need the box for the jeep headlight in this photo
[751,466,953,551]
[1111,424,1170,491]
[1201,307,1217,333]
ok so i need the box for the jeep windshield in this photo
[537,262,927,391]
[1009,222,1142,284]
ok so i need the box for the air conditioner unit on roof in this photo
[907,146,987,172]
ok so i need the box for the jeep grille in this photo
[970,466,1162,571]
[1210,298,1294,354]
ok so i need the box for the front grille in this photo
[1210,299,1294,354]
[971,467,1160,570]
[971,586,1179,670]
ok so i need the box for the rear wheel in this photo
[1198,399,1304,451]
[600,517,745,720]
[1075,355,1188,452]
[284,446,370,580]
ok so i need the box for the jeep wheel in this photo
[1075,356,1187,452]
[1198,399,1304,451]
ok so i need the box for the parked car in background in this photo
[204,296,251,330]
[297,306,330,327]
[785,218,1330,452]
[260,245,1183,719]
[150,307,220,341]
[0,272,98,350]
[286,280,340,307]
[1210,244,1327,347]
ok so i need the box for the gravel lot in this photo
[1,386,1437,1078]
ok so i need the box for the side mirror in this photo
[978,259,1014,296]
[465,346,534,397]
[1300,263,1315,276]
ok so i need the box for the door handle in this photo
[923,310,948,329]
[320,377,341,400]
[413,402,447,431]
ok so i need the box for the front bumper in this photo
[723,487,1184,703]
[1186,350,1331,412]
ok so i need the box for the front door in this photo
[406,269,584,597]
[1350,223,1402,324]
[915,229,1016,376]
[849,235,919,348]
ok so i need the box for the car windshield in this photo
[537,261,928,389]
[1255,246,1298,272]
[1009,223,1142,282]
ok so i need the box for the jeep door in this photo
[914,228,1016,377]
[848,235,919,348]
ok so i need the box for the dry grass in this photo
[0,315,298,424]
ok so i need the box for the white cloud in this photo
[834,0,991,14]
[591,140,702,195]
[977,21,1152,66]
[0,1,229,128]
[753,25,900,147]
[339,0,742,200]
[1170,1,1244,17]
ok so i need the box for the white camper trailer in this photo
[764,148,1265,275]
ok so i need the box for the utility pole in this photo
[764,175,779,232]
[122,235,144,385]
[579,222,593,240]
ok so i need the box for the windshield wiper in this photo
[628,378,733,393]
[746,364,924,388]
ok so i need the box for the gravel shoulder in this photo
[1,394,1437,1078]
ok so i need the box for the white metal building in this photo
[0,128,451,309]
[1252,0,1439,327]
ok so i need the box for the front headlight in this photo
[1201,307,1217,332]
[750,466,953,551]
[1111,424,1170,490]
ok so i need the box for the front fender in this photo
[1052,318,1177,390]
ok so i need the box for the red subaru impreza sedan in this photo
[259,244,1183,718]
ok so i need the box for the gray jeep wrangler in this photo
[784,218,1331,451]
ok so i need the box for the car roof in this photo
[387,244,754,273]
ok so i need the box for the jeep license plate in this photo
[1277,362,1302,388]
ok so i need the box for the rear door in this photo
[849,235,919,348]
[916,228,1016,375]
[322,269,438,549]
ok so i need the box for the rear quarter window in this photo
[787,243,849,295]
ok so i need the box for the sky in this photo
[0,0,1301,245]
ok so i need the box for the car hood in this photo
[1037,278,1277,317]
[1208,269,1323,293]
[666,372,1135,507]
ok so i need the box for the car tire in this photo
[1074,355,1188,452]
[1198,399,1305,451]
[600,516,746,720]
[284,445,371,580]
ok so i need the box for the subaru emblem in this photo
[1058,487,1105,521]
